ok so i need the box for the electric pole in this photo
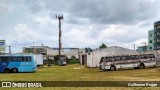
[56,14,63,55]
[8,46,11,54]
[133,44,135,50]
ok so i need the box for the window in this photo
[23,57,27,62]
[12,56,31,62]
[26,57,31,62]
[154,32,157,35]
[150,40,152,43]
[139,54,148,59]
[17,57,23,62]
[150,34,152,37]
[157,46,160,49]
[130,55,139,60]
[1,57,8,62]
[114,56,121,61]
[157,25,160,29]
[150,47,152,49]
[148,54,155,58]
[121,56,131,60]
[12,57,17,62]
[106,57,114,62]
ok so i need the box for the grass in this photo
[0,64,160,90]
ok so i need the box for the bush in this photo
[69,56,79,64]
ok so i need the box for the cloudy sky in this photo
[0,0,160,53]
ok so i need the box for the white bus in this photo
[99,54,156,71]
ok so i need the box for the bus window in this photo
[12,57,17,62]
[114,56,121,61]
[1,57,8,62]
[17,57,22,62]
[0,57,1,62]
[26,57,31,62]
[139,54,148,59]
[8,57,12,62]
[23,57,27,62]
[130,55,139,60]
[106,57,113,62]
[121,56,130,60]
[135,55,140,59]
[148,54,155,58]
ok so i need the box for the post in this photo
[33,41,36,54]
[56,14,63,55]
[145,42,146,52]
[8,46,11,54]
[133,44,135,50]
[59,18,61,55]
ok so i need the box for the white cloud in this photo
[28,15,56,28]
[0,0,14,13]
[63,28,96,47]
[13,24,41,41]
[2,0,160,53]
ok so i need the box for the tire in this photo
[110,66,116,71]
[12,68,18,73]
[4,68,10,73]
[139,63,145,69]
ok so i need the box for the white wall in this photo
[86,46,138,67]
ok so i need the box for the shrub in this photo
[69,56,79,64]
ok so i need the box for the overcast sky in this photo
[1,0,160,53]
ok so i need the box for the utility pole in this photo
[144,42,147,52]
[8,46,11,54]
[56,14,63,55]
[33,41,36,54]
[133,44,135,50]
[141,42,147,52]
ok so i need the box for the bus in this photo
[0,54,37,73]
[99,54,156,71]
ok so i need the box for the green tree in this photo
[99,43,107,49]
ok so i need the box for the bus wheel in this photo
[139,63,145,69]
[110,66,116,71]
[4,68,10,73]
[12,68,18,73]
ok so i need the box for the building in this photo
[153,21,160,50]
[47,48,85,59]
[137,46,148,52]
[0,40,6,54]
[138,20,160,52]
[23,46,85,59]
[79,46,138,67]
[148,20,160,50]
[23,46,48,55]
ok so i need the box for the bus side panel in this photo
[0,62,10,72]
[18,62,37,72]
[19,56,37,72]
[7,62,21,69]
[144,61,156,67]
